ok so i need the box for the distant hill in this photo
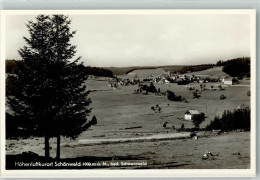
[107,65,214,76]
[124,68,167,79]
[106,66,157,76]
[82,65,114,78]
[5,60,114,78]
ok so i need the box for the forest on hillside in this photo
[216,57,250,77]
[6,60,114,78]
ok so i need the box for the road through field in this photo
[231,85,250,87]
[67,132,191,147]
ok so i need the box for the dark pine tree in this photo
[192,113,206,129]
[8,15,91,159]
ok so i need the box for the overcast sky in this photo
[5,13,251,67]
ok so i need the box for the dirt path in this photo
[231,85,250,87]
[66,132,191,147]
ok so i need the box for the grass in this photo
[186,66,227,77]
[6,131,250,169]
[5,68,251,169]
[82,79,250,139]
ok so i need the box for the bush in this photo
[147,82,157,93]
[218,85,224,90]
[177,80,189,85]
[220,94,226,100]
[193,91,201,99]
[247,91,250,96]
[206,109,250,131]
[91,116,97,125]
[167,90,185,102]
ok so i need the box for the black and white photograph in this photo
[0,10,256,177]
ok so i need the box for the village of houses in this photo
[87,66,249,125]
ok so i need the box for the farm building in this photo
[238,104,250,110]
[223,77,233,85]
[184,110,200,121]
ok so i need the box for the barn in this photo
[223,78,233,85]
[184,110,200,121]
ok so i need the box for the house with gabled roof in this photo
[223,77,233,85]
[184,109,200,121]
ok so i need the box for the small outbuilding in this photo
[223,78,233,85]
[184,110,200,121]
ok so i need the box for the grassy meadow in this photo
[6,67,251,169]
[80,78,250,140]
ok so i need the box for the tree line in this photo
[216,57,250,77]
[206,109,250,131]
[6,60,114,78]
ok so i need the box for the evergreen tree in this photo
[192,113,206,129]
[8,15,91,159]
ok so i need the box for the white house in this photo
[184,110,200,121]
[223,78,233,85]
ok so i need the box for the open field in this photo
[186,66,227,77]
[6,131,250,169]
[62,131,250,169]
[123,68,167,80]
[6,69,251,168]
[80,78,250,140]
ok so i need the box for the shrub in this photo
[147,82,157,93]
[220,94,226,100]
[218,85,224,90]
[193,91,201,99]
[190,132,196,138]
[167,90,185,102]
[91,116,97,125]
[177,80,189,85]
[247,91,250,96]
